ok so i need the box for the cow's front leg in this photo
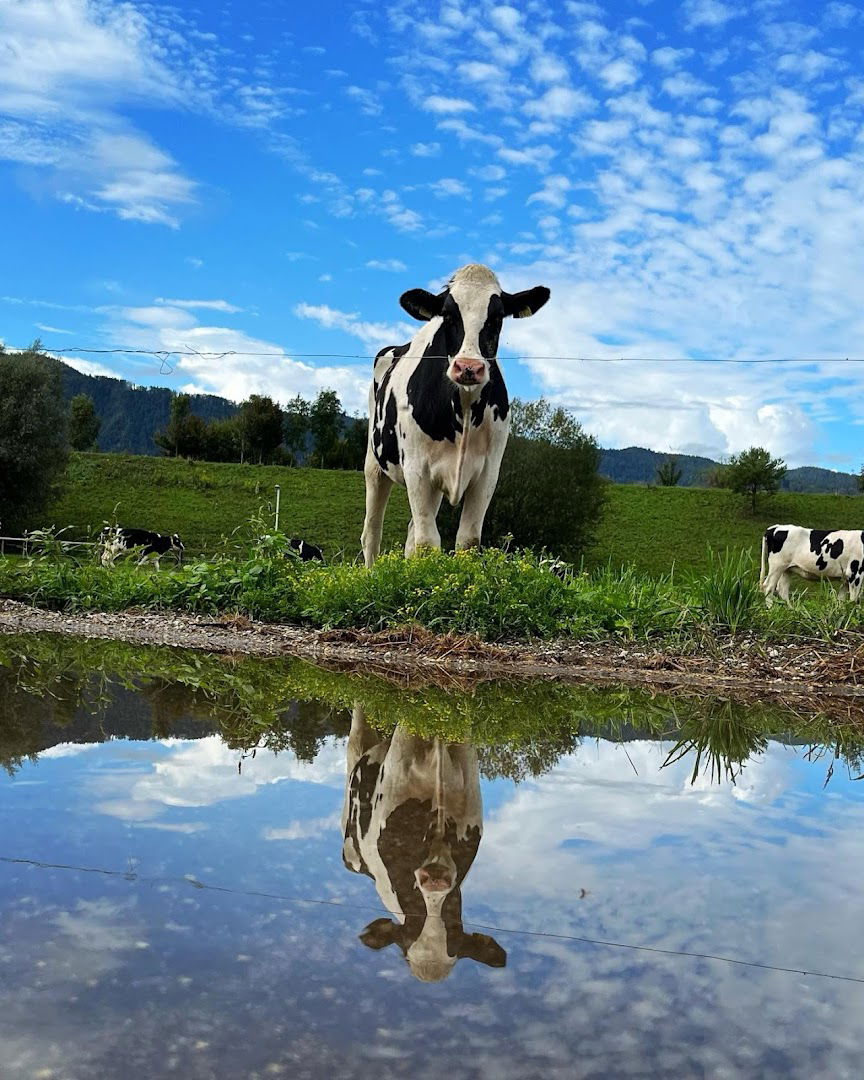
[362,451,394,568]
[404,474,442,554]
[456,462,502,551]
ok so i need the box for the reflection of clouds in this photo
[86,735,346,824]
[264,813,341,841]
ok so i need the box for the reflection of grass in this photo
[2,633,864,786]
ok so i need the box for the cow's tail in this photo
[760,529,769,588]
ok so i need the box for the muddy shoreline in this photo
[4,598,864,707]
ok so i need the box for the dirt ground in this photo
[5,597,864,707]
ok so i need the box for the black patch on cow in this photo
[478,295,504,359]
[406,327,463,443]
[850,559,860,585]
[809,529,843,570]
[765,527,787,555]
[348,755,382,840]
[373,342,409,394]
[372,361,401,472]
[470,359,509,427]
[441,293,465,359]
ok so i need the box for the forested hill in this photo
[57,359,237,456]
[598,446,859,494]
[40,359,861,493]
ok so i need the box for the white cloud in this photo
[294,302,413,350]
[681,0,743,31]
[528,174,572,209]
[429,177,471,198]
[153,299,242,313]
[423,95,476,114]
[366,259,408,272]
[410,141,441,157]
[599,59,640,89]
[524,86,594,121]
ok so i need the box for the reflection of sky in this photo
[2,727,864,1077]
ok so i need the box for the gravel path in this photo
[4,598,864,707]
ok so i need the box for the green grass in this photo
[4,543,864,644]
[38,452,864,575]
[595,484,864,575]
[44,453,410,559]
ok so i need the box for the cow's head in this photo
[400,263,550,391]
[169,534,185,562]
[358,831,506,982]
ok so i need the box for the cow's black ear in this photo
[359,918,399,951]
[501,286,550,319]
[458,932,507,968]
[400,289,444,321]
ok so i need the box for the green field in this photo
[40,453,864,575]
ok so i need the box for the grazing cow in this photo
[760,524,864,602]
[341,706,505,982]
[287,537,324,562]
[361,263,550,566]
[100,527,185,569]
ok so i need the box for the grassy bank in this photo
[40,453,864,575]
[2,544,863,643]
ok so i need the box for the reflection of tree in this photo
[5,633,864,788]
[479,731,580,782]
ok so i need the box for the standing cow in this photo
[361,263,550,567]
[341,706,505,982]
[760,523,864,602]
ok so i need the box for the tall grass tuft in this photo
[691,548,761,633]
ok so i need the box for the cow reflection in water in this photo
[341,706,506,982]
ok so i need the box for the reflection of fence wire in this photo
[4,853,863,986]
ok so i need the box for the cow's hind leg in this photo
[761,566,789,605]
[361,452,394,568]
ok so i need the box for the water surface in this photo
[1,634,863,1079]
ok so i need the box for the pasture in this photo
[41,452,864,575]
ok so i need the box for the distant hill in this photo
[14,358,861,494]
[599,446,859,495]
[55,360,236,456]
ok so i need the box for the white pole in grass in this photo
[274,485,281,533]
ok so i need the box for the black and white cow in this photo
[287,537,324,562]
[361,263,550,566]
[760,524,864,602]
[100,527,185,569]
[341,706,505,982]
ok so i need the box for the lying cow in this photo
[100,527,185,569]
[287,537,324,562]
[760,524,864,602]
[361,263,550,566]
[341,706,505,982]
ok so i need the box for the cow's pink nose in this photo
[418,868,452,891]
[453,358,486,382]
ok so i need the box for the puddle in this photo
[1,633,863,1078]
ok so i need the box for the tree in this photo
[480,398,607,560]
[308,389,343,467]
[0,343,70,533]
[724,446,787,513]
[283,394,310,465]
[204,416,241,462]
[237,395,284,464]
[857,464,864,494]
[68,394,101,451]
[154,393,208,458]
[656,456,683,486]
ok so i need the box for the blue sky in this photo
[3,0,864,467]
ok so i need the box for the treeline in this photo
[152,390,367,469]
